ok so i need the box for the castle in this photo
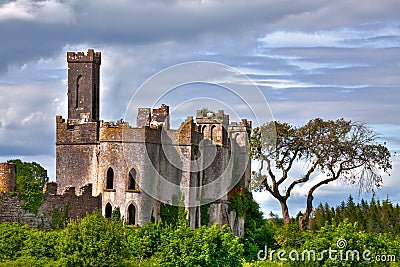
[1,49,252,234]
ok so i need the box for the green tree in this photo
[229,189,275,261]
[7,159,49,214]
[155,224,243,267]
[56,212,129,266]
[8,159,48,190]
[159,194,187,228]
[249,118,392,229]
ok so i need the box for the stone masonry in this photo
[0,163,16,193]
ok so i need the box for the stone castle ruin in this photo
[0,50,251,234]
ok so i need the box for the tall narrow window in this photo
[93,84,98,120]
[106,167,114,189]
[210,125,216,142]
[127,204,136,225]
[128,169,137,190]
[105,203,112,218]
[76,75,82,109]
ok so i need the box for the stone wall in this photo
[40,183,101,223]
[0,192,44,228]
[0,163,16,193]
[56,116,100,195]
[0,182,101,229]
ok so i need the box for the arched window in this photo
[127,204,136,225]
[76,75,83,109]
[210,125,216,142]
[105,203,112,218]
[106,167,114,189]
[201,125,207,134]
[128,168,137,190]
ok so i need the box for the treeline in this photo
[309,195,400,234]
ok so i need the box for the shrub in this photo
[0,223,29,261]
[56,212,129,266]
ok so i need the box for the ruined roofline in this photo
[67,49,101,64]
[57,101,252,133]
[196,109,229,121]
[44,182,94,197]
[229,119,252,129]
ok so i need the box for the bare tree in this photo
[249,118,392,229]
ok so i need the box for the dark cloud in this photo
[3,0,397,71]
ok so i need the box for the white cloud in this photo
[260,31,341,48]
[0,0,74,24]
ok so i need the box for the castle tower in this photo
[67,49,101,122]
[228,119,252,188]
[56,50,101,195]
[0,163,16,193]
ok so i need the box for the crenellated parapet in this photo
[56,116,99,144]
[229,119,252,138]
[99,120,162,144]
[196,109,230,125]
[41,182,101,223]
[67,49,101,65]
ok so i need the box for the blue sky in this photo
[0,0,399,217]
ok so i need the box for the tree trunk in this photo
[280,200,291,224]
[299,192,314,229]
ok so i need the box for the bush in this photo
[19,229,60,264]
[126,222,244,267]
[56,212,129,266]
[0,223,29,261]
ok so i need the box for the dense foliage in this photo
[229,188,276,261]
[245,220,399,267]
[7,159,49,214]
[0,159,397,266]
[0,212,244,267]
[0,196,398,267]
[310,195,400,234]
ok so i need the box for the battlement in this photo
[196,109,229,125]
[56,116,99,144]
[196,109,229,120]
[99,120,162,144]
[67,49,101,65]
[43,182,94,198]
[43,182,58,195]
[229,119,252,130]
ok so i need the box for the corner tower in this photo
[67,49,101,122]
[56,50,101,196]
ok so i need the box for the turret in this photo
[0,163,16,193]
[67,49,101,122]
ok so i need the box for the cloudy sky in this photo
[0,0,399,217]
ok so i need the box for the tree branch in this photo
[277,149,299,186]
[284,161,318,200]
